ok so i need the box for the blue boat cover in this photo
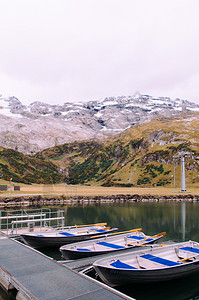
[37,235,44,237]
[76,248,91,252]
[141,254,181,266]
[96,229,106,233]
[59,232,74,236]
[97,241,125,249]
[110,259,137,269]
[128,236,145,240]
[179,247,199,254]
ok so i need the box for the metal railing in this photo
[0,208,65,235]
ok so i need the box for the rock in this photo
[0,93,199,155]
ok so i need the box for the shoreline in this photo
[1,193,199,207]
[0,184,199,207]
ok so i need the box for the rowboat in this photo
[93,240,199,286]
[20,223,117,248]
[60,229,166,259]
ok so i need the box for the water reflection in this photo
[0,285,16,300]
[181,202,186,241]
[174,202,176,231]
[64,201,199,243]
[118,272,199,300]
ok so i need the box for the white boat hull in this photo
[60,230,165,259]
[21,224,117,248]
[93,241,199,286]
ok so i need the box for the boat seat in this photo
[76,248,91,252]
[177,246,199,259]
[128,236,153,242]
[59,232,74,236]
[97,241,125,249]
[179,247,199,254]
[110,259,137,269]
[128,235,145,240]
[137,254,181,269]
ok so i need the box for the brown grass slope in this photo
[0,147,65,184]
[36,112,199,188]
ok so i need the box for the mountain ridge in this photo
[1,93,199,154]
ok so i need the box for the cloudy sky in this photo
[0,0,199,105]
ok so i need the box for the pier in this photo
[0,233,133,300]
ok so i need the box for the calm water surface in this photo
[2,201,199,300]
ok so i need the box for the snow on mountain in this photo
[0,93,199,155]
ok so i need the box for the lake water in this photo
[1,201,199,299]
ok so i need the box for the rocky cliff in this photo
[1,92,199,154]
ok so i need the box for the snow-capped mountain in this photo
[0,92,199,154]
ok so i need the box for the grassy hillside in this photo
[0,148,65,184]
[36,113,199,188]
[0,113,198,187]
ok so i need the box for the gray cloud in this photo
[0,0,199,105]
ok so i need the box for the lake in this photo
[1,201,199,299]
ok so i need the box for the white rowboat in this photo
[93,240,199,286]
[21,223,117,248]
[60,229,166,259]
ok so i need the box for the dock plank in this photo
[0,233,132,300]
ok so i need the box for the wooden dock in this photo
[0,233,134,300]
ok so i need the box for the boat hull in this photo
[93,241,199,286]
[21,229,117,248]
[94,261,199,286]
[60,237,161,260]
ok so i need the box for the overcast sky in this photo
[0,0,199,105]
